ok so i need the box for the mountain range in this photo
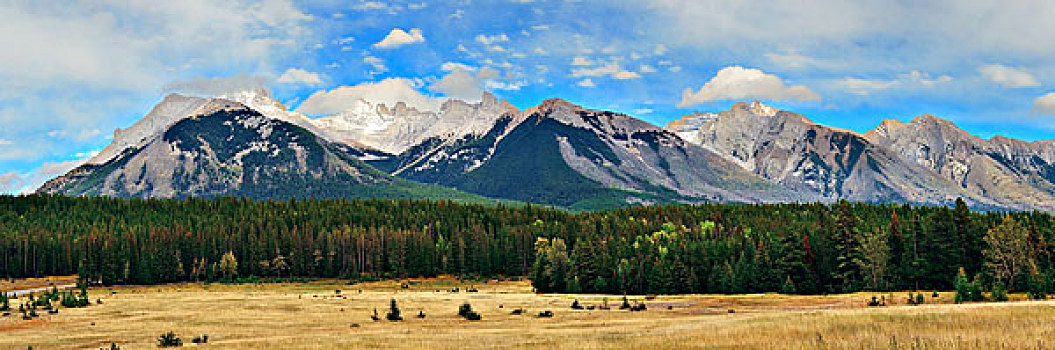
[39,90,1055,211]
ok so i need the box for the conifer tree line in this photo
[1,195,1053,295]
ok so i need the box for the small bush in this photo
[570,300,583,310]
[417,310,426,319]
[458,302,481,321]
[538,310,554,318]
[386,299,403,321]
[157,331,182,347]
[511,308,525,315]
[619,296,631,310]
[191,335,208,344]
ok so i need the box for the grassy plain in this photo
[2,278,1054,349]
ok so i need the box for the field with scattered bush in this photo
[2,278,1054,349]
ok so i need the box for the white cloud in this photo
[0,139,11,146]
[836,78,900,95]
[430,67,508,101]
[352,1,388,11]
[669,66,682,72]
[572,62,641,80]
[277,68,324,85]
[46,128,101,142]
[639,64,658,73]
[1035,93,1055,116]
[601,46,618,54]
[571,56,595,66]
[363,56,388,74]
[334,36,355,45]
[297,78,444,115]
[835,71,953,96]
[0,1,311,95]
[533,47,549,55]
[475,33,510,45]
[531,25,550,31]
[679,66,820,107]
[765,52,829,70]
[374,28,425,49]
[163,75,267,97]
[979,64,1040,88]
[633,108,653,115]
[577,79,596,88]
[613,71,642,80]
[441,62,477,72]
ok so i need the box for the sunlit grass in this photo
[2,279,1053,349]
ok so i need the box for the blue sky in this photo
[3,0,1055,193]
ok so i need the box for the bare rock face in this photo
[865,115,1055,210]
[39,101,395,198]
[311,92,519,155]
[665,102,981,206]
[377,98,806,208]
[88,90,323,166]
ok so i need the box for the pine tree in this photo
[833,200,863,292]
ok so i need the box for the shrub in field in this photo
[370,309,380,321]
[570,300,583,310]
[157,331,182,347]
[0,292,9,311]
[417,310,426,319]
[191,335,209,344]
[386,299,403,321]
[458,302,481,320]
[538,310,553,318]
[619,296,631,310]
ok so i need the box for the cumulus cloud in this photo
[577,78,596,88]
[296,78,444,115]
[678,66,820,107]
[979,64,1040,88]
[639,64,658,73]
[374,28,425,49]
[1035,93,1055,116]
[277,68,324,85]
[835,71,953,96]
[163,75,267,97]
[429,67,508,101]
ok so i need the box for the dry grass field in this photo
[2,278,1055,349]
